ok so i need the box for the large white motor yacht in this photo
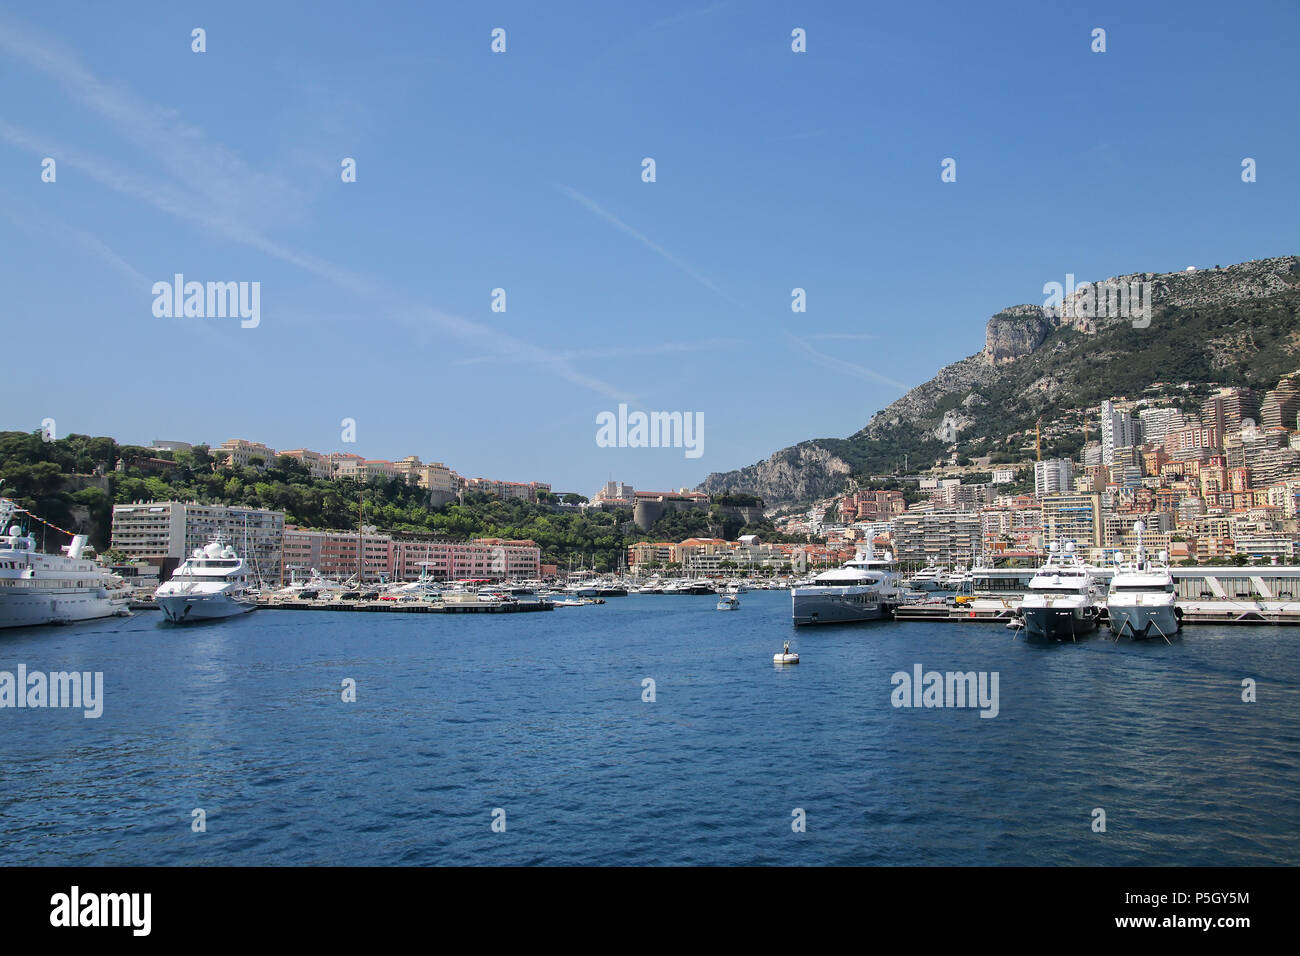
[791,542,905,625]
[155,537,258,623]
[906,565,949,592]
[1020,542,1100,641]
[1107,521,1180,640]
[0,494,132,628]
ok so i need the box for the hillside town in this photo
[89,372,1300,585]
[766,376,1300,569]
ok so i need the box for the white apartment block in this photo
[1034,458,1075,497]
[111,501,284,581]
[1100,401,1139,466]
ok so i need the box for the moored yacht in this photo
[906,565,949,592]
[0,493,132,628]
[155,536,258,623]
[1020,542,1100,641]
[274,567,352,601]
[791,542,905,625]
[1107,521,1180,640]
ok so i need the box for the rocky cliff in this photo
[696,441,854,506]
[698,255,1300,507]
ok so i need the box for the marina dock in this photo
[131,598,556,614]
[893,599,1300,625]
[893,602,1019,624]
[260,598,555,614]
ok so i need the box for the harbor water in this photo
[1,590,1296,865]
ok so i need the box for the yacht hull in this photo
[792,589,892,625]
[1107,604,1180,639]
[1022,606,1098,642]
[158,594,256,623]
[0,589,130,629]
[908,580,947,593]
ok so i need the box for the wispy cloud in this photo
[585,2,739,72]
[557,185,745,307]
[0,15,636,403]
[784,334,908,389]
[453,338,743,367]
[0,198,149,288]
[558,184,908,395]
[648,1,735,31]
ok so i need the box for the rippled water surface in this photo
[1,591,1296,865]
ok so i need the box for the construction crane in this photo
[1035,418,1043,461]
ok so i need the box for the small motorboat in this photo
[716,593,740,611]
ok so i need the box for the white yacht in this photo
[1107,521,1180,640]
[906,565,950,592]
[155,537,258,623]
[273,567,352,600]
[382,563,444,602]
[791,542,905,625]
[716,588,740,611]
[0,494,132,628]
[1019,542,1100,641]
[944,568,973,590]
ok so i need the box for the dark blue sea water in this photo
[1,591,1296,866]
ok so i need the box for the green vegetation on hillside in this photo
[0,431,787,571]
[833,286,1300,479]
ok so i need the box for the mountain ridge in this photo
[698,255,1300,507]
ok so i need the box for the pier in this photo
[258,599,555,614]
[893,603,1019,624]
[893,599,1300,625]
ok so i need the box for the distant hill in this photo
[699,255,1300,507]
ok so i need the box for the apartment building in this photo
[1034,458,1074,497]
[1040,492,1102,549]
[627,542,678,567]
[111,501,284,581]
[1202,386,1259,438]
[328,452,366,478]
[218,439,278,470]
[890,511,982,566]
[1258,376,1300,430]
[1100,400,1139,465]
[278,448,333,480]
[464,477,552,502]
[282,529,541,583]
[415,462,458,498]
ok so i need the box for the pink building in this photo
[282,528,540,583]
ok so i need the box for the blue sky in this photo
[1,1,1297,495]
